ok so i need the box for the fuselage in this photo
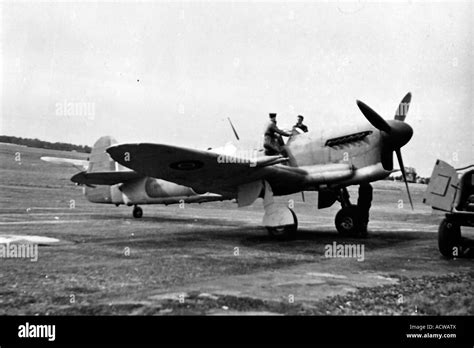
[85,177,230,205]
[288,122,382,168]
[85,118,407,204]
[262,122,392,195]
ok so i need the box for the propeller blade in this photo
[395,149,414,210]
[356,100,392,133]
[394,92,412,121]
[381,147,394,171]
[227,117,240,141]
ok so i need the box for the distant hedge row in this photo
[0,135,91,153]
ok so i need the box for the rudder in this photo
[87,136,117,173]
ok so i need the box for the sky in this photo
[1,0,472,176]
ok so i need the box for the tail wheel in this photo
[438,218,461,258]
[266,209,298,240]
[133,206,143,219]
[335,206,363,236]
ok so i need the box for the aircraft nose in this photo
[386,120,413,149]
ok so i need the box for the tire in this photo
[335,206,363,236]
[266,209,298,240]
[133,206,143,219]
[438,218,461,258]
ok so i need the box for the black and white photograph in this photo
[0,0,473,345]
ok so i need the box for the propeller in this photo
[356,100,392,133]
[227,117,240,141]
[356,93,414,210]
[395,149,414,210]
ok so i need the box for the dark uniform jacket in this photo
[264,121,291,155]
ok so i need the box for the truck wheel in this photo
[438,218,461,258]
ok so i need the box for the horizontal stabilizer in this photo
[71,171,143,185]
[41,156,88,171]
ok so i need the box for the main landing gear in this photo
[266,209,298,240]
[262,181,298,240]
[334,184,372,237]
[132,205,143,218]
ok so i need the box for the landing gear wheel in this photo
[133,206,143,219]
[438,218,461,258]
[335,206,363,237]
[266,209,298,240]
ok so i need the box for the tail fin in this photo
[87,136,117,173]
[83,136,119,204]
[72,136,142,186]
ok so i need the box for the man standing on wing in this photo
[263,113,291,156]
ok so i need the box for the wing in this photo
[71,171,143,185]
[107,143,291,193]
[107,143,354,195]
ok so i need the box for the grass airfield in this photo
[0,143,472,315]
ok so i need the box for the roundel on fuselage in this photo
[169,160,204,171]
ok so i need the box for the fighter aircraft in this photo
[106,93,415,238]
[41,136,233,218]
